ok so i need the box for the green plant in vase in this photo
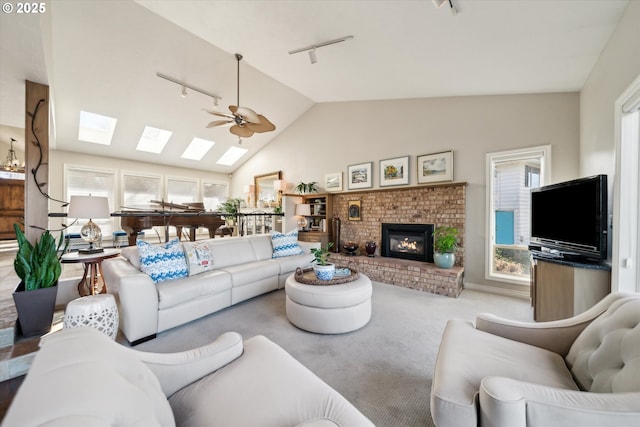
[310,242,335,280]
[294,182,318,194]
[433,226,459,269]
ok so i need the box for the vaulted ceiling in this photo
[0,0,630,173]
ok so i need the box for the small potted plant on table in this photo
[433,226,459,269]
[12,223,67,337]
[310,242,335,280]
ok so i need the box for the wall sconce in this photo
[67,195,111,254]
[295,203,311,230]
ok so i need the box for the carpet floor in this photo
[126,283,533,426]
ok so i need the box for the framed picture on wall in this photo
[348,200,362,221]
[417,151,454,184]
[347,162,373,190]
[380,156,409,187]
[324,172,343,192]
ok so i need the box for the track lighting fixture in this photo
[156,72,221,104]
[289,35,354,64]
[433,0,457,15]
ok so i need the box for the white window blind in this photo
[203,181,228,211]
[167,177,199,205]
[65,166,116,237]
[123,173,161,209]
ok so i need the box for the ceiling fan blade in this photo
[203,109,234,119]
[206,119,233,128]
[229,105,261,124]
[246,115,276,133]
[230,125,255,138]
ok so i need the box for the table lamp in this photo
[67,195,110,254]
[295,203,311,230]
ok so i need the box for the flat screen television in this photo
[529,174,608,261]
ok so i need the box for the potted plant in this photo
[433,226,459,269]
[12,223,67,337]
[217,197,243,226]
[310,242,335,280]
[294,182,318,194]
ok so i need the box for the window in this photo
[202,180,228,211]
[486,145,551,284]
[166,177,199,205]
[64,165,116,239]
[122,173,162,209]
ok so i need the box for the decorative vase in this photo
[12,281,58,337]
[343,242,358,256]
[365,241,377,257]
[434,252,456,269]
[313,263,336,281]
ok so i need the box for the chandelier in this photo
[3,138,24,172]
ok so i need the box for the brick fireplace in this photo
[331,182,466,297]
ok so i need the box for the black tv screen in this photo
[530,175,607,261]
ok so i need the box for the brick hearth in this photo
[332,253,464,297]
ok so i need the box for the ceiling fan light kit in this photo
[204,53,276,139]
[288,35,354,65]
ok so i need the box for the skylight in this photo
[136,126,173,154]
[216,146,248,166]
[181,137,215,160]
[78,111,117,145]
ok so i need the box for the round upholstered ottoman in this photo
[63,294,119,340]
[285,273,372,334]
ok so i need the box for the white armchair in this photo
[431,292,640,427]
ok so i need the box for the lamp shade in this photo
[295,203,311,216]
[67,195,110,219]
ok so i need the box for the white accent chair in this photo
[431,292,640,427]
[3,327,374,426]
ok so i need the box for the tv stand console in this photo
[530,254,611,321]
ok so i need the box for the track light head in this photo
[309,48,317,64]
[181,85,187,98]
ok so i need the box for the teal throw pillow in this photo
[137,238,188,283]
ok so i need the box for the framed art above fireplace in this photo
[417,151,453,184]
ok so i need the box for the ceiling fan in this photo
[204,53,275,138]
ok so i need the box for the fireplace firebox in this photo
[381,223,434,263]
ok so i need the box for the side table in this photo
[61,249,120,296]
[64,294,119,340]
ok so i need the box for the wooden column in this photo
[24,80,49,242]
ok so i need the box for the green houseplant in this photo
[217,197,243,225]
[433,226,459,269]
[294,182,318,194]
[12,223,67,337]
[310,242,335,280]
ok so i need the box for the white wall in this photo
[233,93,580,292]
[580,0,640,178]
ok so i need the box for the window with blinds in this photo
[64,165,116,238]
[202,180,228,211]
[166,177,199,205]
[122,173,162,209]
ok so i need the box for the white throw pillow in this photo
[137,238,188,283]
[182,241,214,276]
[271,230,304,258]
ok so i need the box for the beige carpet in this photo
[127,282,532,427]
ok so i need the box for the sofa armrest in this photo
[136,331,244,397]
[101,257,159,343]
[479,376,640,427]
[475,292,630,356]
[298,240,321,253]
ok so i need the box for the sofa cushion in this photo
[431,319,579,427]
[169,335,374,426]
[565,297,640,393]
[221,259,280,287]
[182,241,214,276]
[269,253,316,275]
[3,327,175,427]
[207,236,258,268]
[157,269,232,310]
[249,233,276,260]
[271,230,304,258]
[137,238,188,283]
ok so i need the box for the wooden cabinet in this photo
[530,256,611,321]
[0,178,24,240]
[283,193,333,247]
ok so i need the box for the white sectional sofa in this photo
[102,233,318,345]
[3,327,374,426]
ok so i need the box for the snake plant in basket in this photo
[12,223,67,337]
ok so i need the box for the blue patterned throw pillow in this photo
[271,230,304,258]
[137,238,188,283]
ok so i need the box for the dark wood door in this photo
[0,178,24,239]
